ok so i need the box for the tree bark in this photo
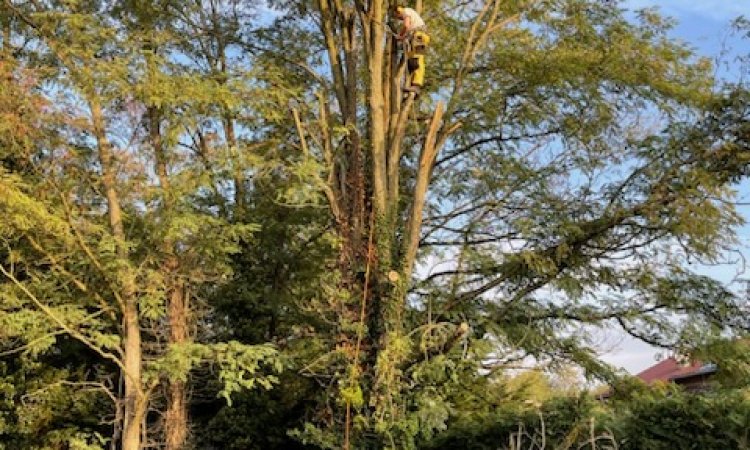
[368,0,388,218]
[149,105,190,450]
[121,303,146,450]
[402,102,444,280]
[91,99,146,450]
[165,283,189,450]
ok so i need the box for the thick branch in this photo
[402,101,444,278]
[316,0,350,120]
[386,92,415,209]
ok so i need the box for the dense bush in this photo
[421,395,612,450]
[421,388,750,450]
[613,389,750,450]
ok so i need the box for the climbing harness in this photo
[390,6,430,93]
[404,28,429,91]
[372,6,430,93]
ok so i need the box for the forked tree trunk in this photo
[312,0,469,445]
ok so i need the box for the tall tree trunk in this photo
[368,0,388,219]
[91,99,146,450]
[313,0,459,445]
[121,303,146,450]
[165,283,188,449]
[149,106,190,450]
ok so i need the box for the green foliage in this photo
[0,345,111,450]
[2,0,749,448]
[1,2,298,447]
[147,341,281,405]
[502,371,556,403]
[693,338,750,389]
[612,389,750,450]
[423,387,750,450]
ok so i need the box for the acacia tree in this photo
[246,0,750,447]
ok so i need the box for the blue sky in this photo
[624,0,748,23]
[624,0,748,64]
[601,0,750,374]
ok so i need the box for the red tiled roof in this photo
[635,357,707,384]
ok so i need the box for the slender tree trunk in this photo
[91,99,146,450]
[149,106,190,450]
[122,303,146,450]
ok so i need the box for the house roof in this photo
[596,356,718,400]
[635,357,716,384]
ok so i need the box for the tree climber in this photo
[392,5,430,93]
